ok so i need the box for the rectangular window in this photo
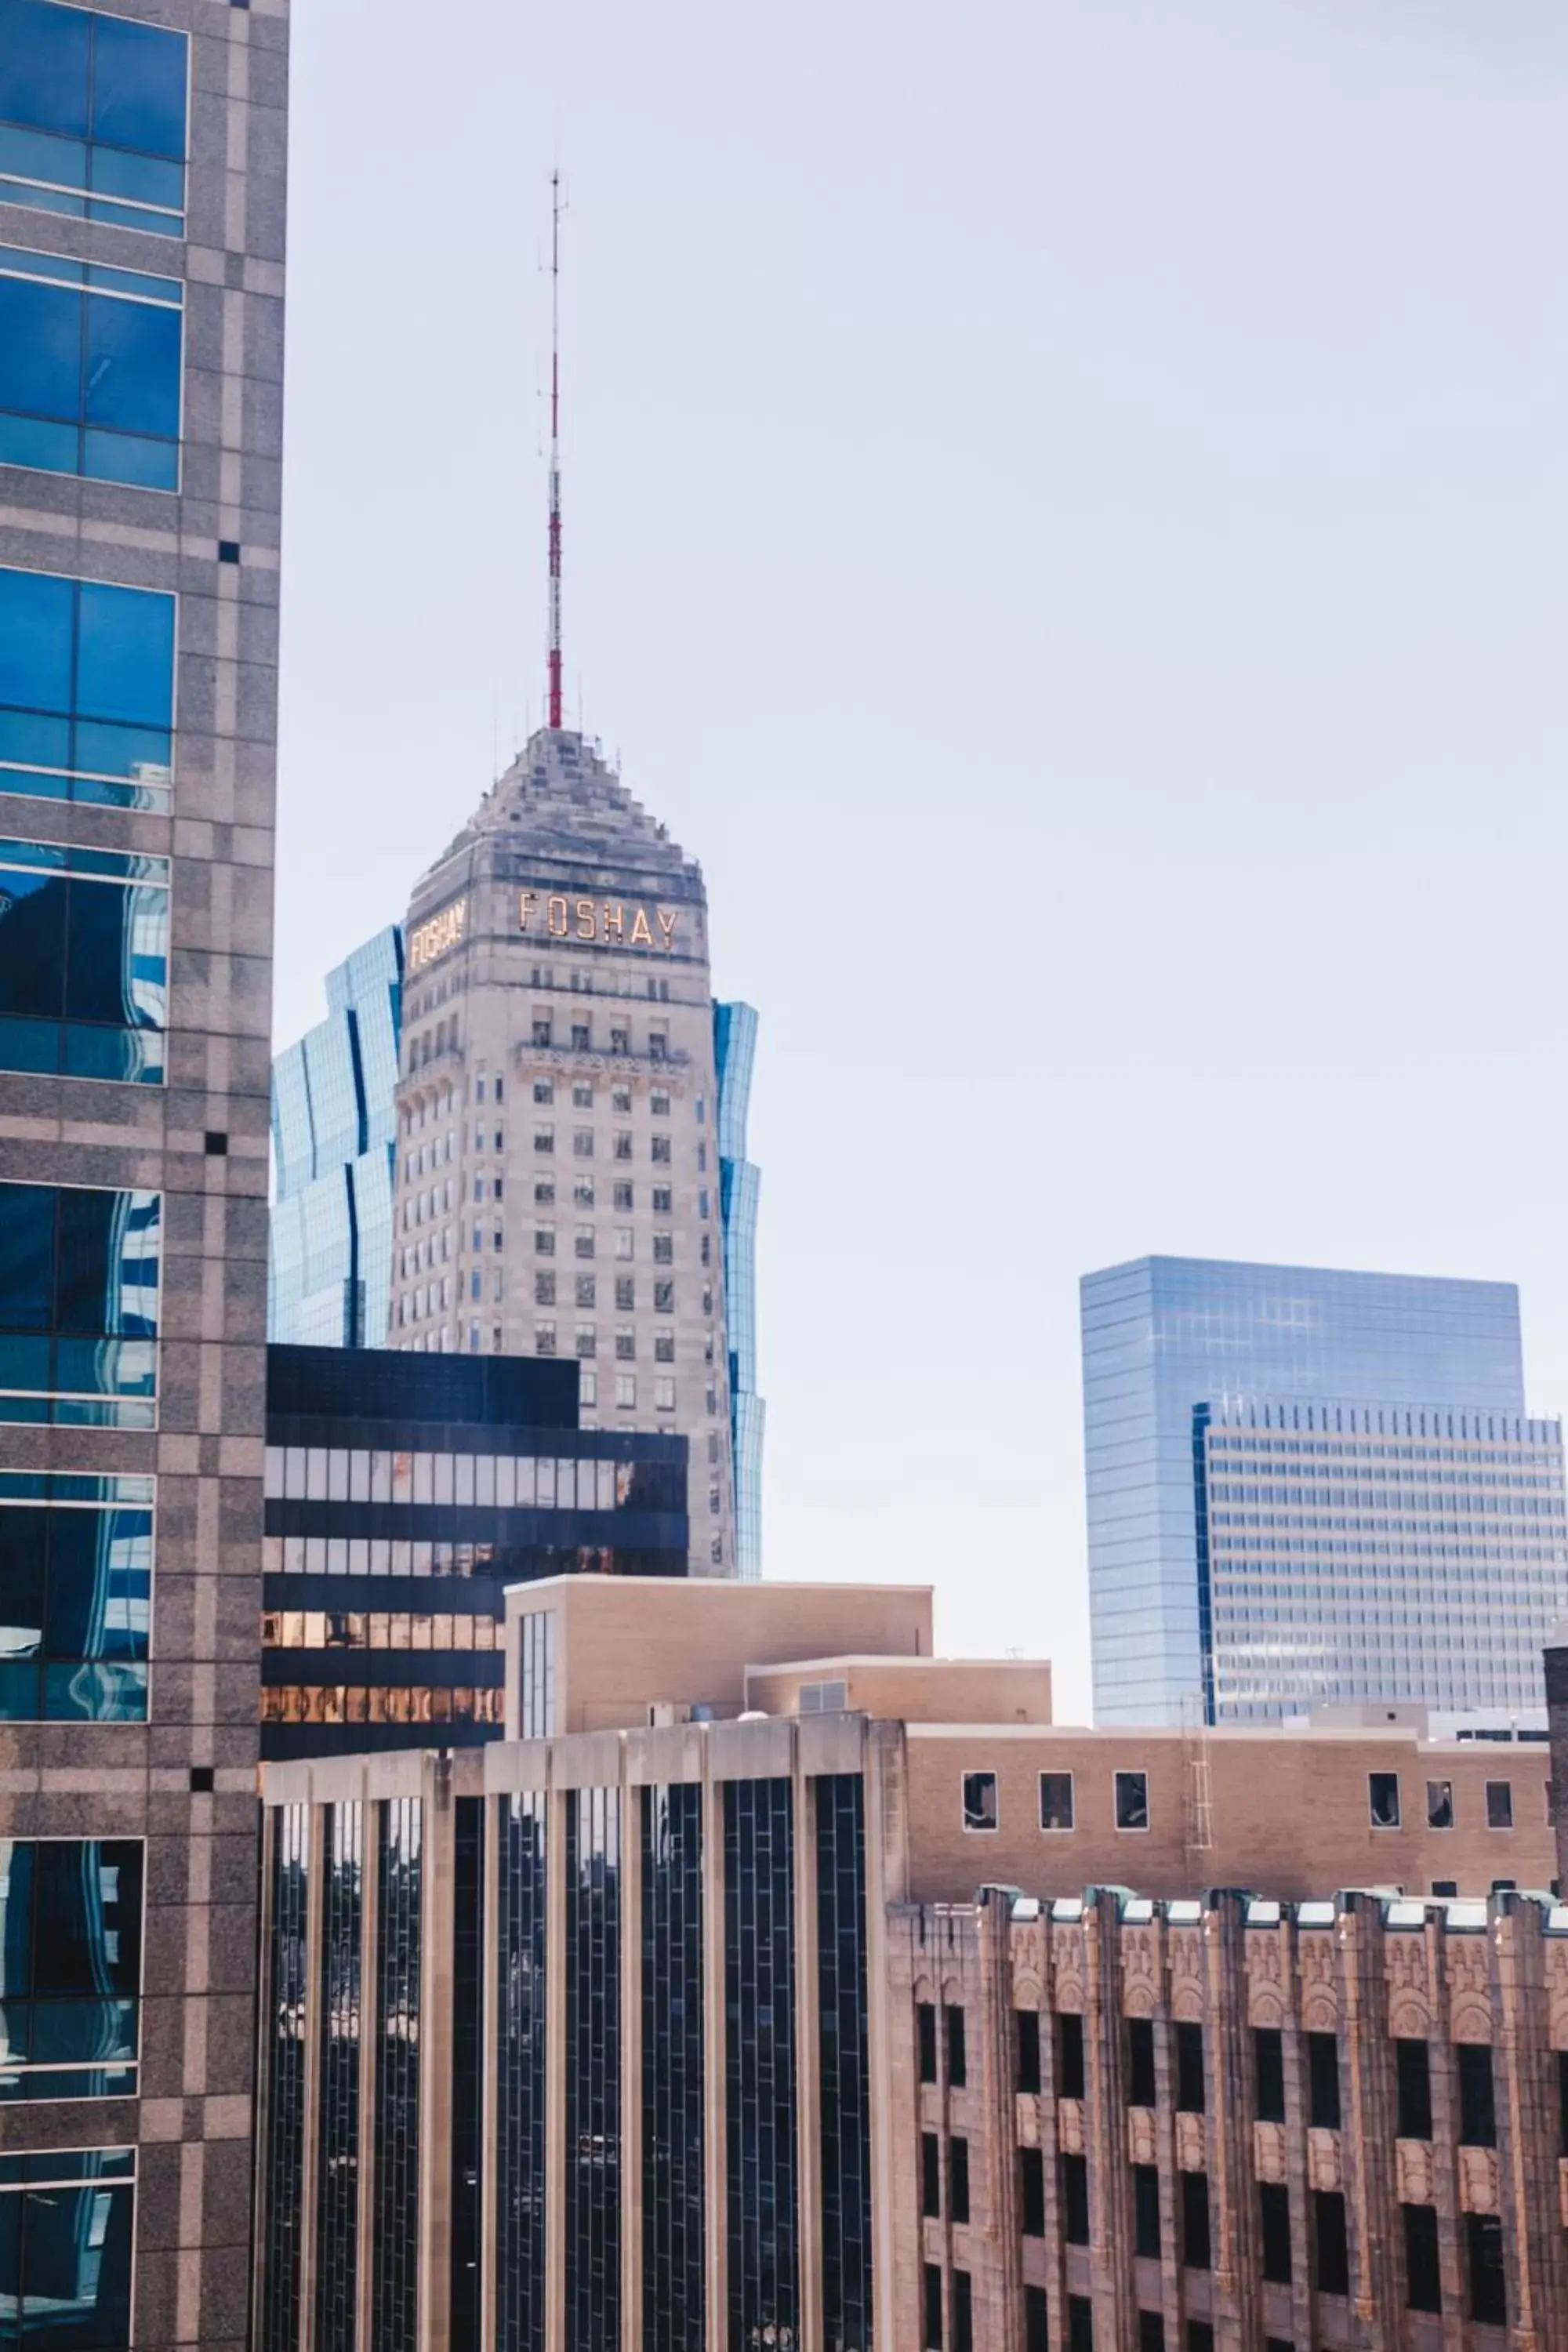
[0,2146,135,2343]
[615,1374,635,1410]
[1312,2190,1348,2296]
[945,2005,966,2089]
[960,1772,996,1833]
[1187,2329,1213,2352]
[1306,2032,1341,2130]
[1254,2026,1285,2123]
[0,569,175,811]
[0,1,187,234]
[1015,2009,1041,2094]
[654,1376,676,1411]
[1127,2016,1156,2107]
[1040,1770,1074,1831]
[1026,2286,1048,2352]
[1486,1779,1513,1831]
[1404,2202,1441,2313]
[1431,1878,1458,1900]
[1061,2151,1089,2245]
[1426,1778,1454,1830]
[1058,2009,1086,2100]
[1369,1772,1400,1829]
[952,2270,971,2352]
[1019,2145,1044,2237]
[1133,2162,1160,2258]
[1175,2021,1204,2114]
[0,245,182,488]
[1115,1769,1149,1830]
[0,1839,143,2096]
[533,1322,555,1357]
[1457,2043,1496,2147]
[0,1468,151,1719]
[949,2136,969,2226]
[0,1180,160,1425]
[1259,2181,1291,2282]
[922,2263,942,2350]
[917,2002,936,2085]
[653,1279,674,1313]
[920,2131,939,2219]
[1067,2298,1093,2352]
[1467,2213,1506,2325]
[1138,2319,1164,2352]
[1180,2171,1210,2270]
[1396,2038,1432,2140]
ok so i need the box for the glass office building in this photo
[0,3,289,2347]
[714,999,764,1577]
[270,924,403,1348]
[1082,1256,1565,1725]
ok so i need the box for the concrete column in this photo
[249,1807,279,2352]
[1084,1899,1134,2352]
[1492,1896,1568,2351]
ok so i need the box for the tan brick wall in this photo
[744,1656,1053,1725]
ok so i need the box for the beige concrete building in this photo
[390,728,735,1576]
[255,1579,1568,2352]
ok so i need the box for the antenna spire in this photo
[546,172,564,733]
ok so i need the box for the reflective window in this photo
[0,1181,160,1426]
[1115,1769,1149,1831]
[496,1792,547,2352]
[0,1469,151,1719]
[0,569,174,809]
[261,1806,309,2352]
[0,245,182,488]
[565,1788,620,2351]
[0,2146,135,2347]
[0,0,187,234]
[0,1838,141,2099]
[373,1799,422,2352]
[314,1803,363,2352]
[641,1784,703,2352]
[724,1777,799,2350]
[0,836,168,1080]
[450,1798,485,2352]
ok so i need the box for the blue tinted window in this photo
[0,1181,160,1428]
[0,1473,151,1722]
[0,566,174,808]
[0,1840,142,2096]
[0,2149,135,2343]
[0,839,168,1082]
[0,249,181,490]
[0,0,186,235]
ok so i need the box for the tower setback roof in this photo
[416,728,699,893]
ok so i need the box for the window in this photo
[0,568,175,810]
[1040,1770,1074,1831]
[1486,1779,1513,1831]
[534,1225,555,1257]
[533,1323,555,1357]
[533,1272,554,1306]
[652,1183,671,1213]
[1138,2319,1164,2352]
[651,1087,670,1115]
[1067,2298,1093,2352]
[533,1123,554,1154]
[0,837,170,1083]
[949,2136,970,2226]
[1259,2181,1291,2282]
[0,1838,143,2094]
[1019,2145,1044,2236]
[923,2263,942,2350]
[652,1133,672,1164]
[654,1279,674,1312]
[1127,2016,1156,2107]
[1187,2329,1213,2352]
[1426,1778,1454,1830]
[655,1332,675,1363]
[532,1077,553,1104]
[1115,1769,1149,1831]
[615,1374,635,1409]
[612,1130,632,1161]
[1026,2287,1048,2352]
[1061,2151,1089,2245]
[1180,2171,1210,2269]
[615,1327,635,1361]
[1457,2043,1496,2147]
[1396,2038,1432,2140]
[1559,2051,1568,2158]
[1175,2022,1204,2114]
[1404,2202,1441,2313]
[1015,2010,1041,2094]
[953,2271,972,2352]
[1431,1878,1458,1900]
[917,2002,937,2084]
[571,1021,590,1051]
[1254,2027,1285,2123]
[615,1276,635,1312]
[610,1025,629,1054]
[654,1376,676,1411]
[920,2131,940,2218]
[532,1016,551,1047]
[0,245,182,488]
[1369,1772,1400,1829]
[1133,2163,1160,2257]
[574,1129,593,1159]
[1467,2213,1506,2325]
[534,1175,554,1205]
[945,2005,966,2088]
[961,1772,997,1833]
[0,1180,160,1425]
[1306,2033,1340,2130]
[653,1233,673,1264]
[0,2145,135,2345]
[1312,2190,1348,2296]
[0,0,187,235]
[1058,2010,1085,2100]
[0,1471,151,1719]
[574,1324,595,1359]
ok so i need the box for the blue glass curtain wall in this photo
[565,1786,621,2352]
[0,1838,142,2101]
[816,1777,873,2350]
[0,0,187,234]
[724,1777,800,2350]
[0,2147,135,2350]
[641,1782,705,2350]
[0,837,168,1082]
[314,1802,364,2352]
[0,567,175,810]
[0,1181,160,1426]
[373,1797,423,2352]
[0,245,182,489]
[495,1791,547,2352]
[261,1805,310,2352]
[0,1472,152,1720]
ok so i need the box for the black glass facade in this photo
[315,1802,363,2352]
[262,1803,310,2352]
[724,1777,800,2351]
[641,1782,705,2350]
[451,1795,485,2352]
[565,1786,621,2352]
[0,2147,136,2350]
[0,1836,142,2100]
[372,1797,422,2352]
[817,1775,873,2350]
[496,1791,547,2352]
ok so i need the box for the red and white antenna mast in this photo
[546,171,565,732]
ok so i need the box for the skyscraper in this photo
[715,996,764,1576]
[270,923,402,1345]
[0,2,286,2347]
[1083,1255,1566,1726]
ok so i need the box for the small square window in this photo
[1486,1780,1513,1831]
[204,1130,229,1156]
[1040,1772,1074,1831]
[962,1771,998,1832]
[218,539,241,564]
[190,1765,216,1792]
[1431,1879,1459,1899]
[1115,1770,1149,1831]
[1369,1772,1401,1830]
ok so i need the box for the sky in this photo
[274,0,1568,1720]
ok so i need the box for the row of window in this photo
[2,0,187,235]
[260,1684,504,1728]
[400,1176,691,1229]
[262,1611,502,1653]
[532,1079,677,1115]
[956,1766,1550,1837]
[531,1125,690,1167]
[263,1447,642,1512]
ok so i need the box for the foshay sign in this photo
[408,898,466,971]
[518,891,679,950]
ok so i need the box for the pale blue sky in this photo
[275,0,1568,1718]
